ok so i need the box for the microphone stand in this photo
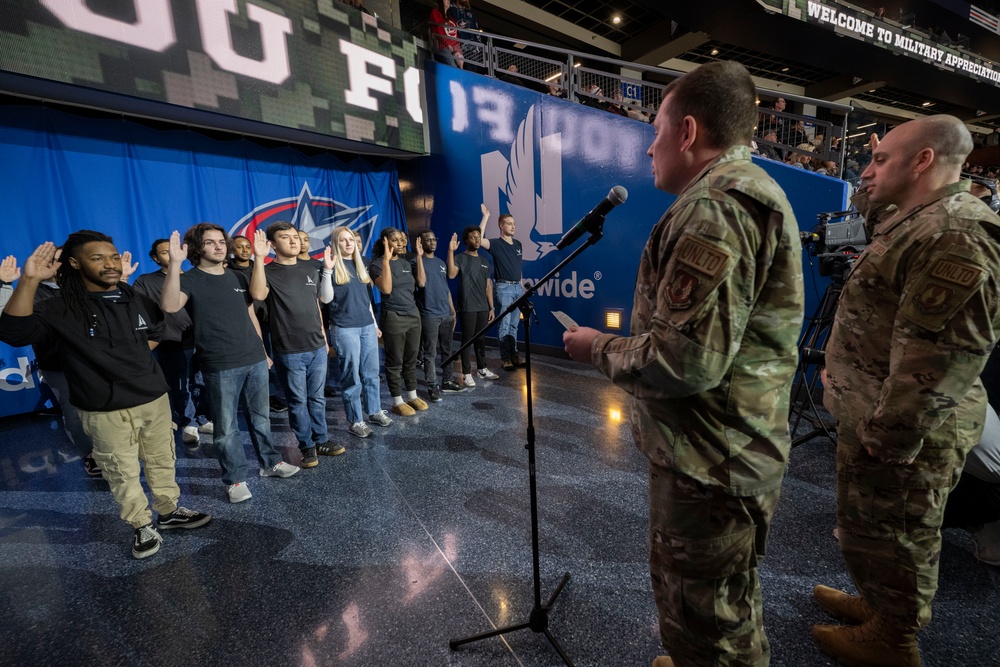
[444,218,608,666]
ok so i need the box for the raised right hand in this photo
[168,231,188,265]
[23,242,61,282]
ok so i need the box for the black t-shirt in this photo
[329,263,374,328]
[179,268,265,372]
[414,256,451,318]
[369,256,417,315]
[486,237,522,281]
[133,270,193,345]
[263,261,325,354]
[454,252,490,312]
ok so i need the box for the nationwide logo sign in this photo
[480,104,563,263]
[477,104,598,299]
[0,1,427,152]
[760,0,1000,88]
[229,183,379,260]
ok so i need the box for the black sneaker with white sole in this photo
[441,380,465,393]
[157,507,212,531]
[132,523,162,559]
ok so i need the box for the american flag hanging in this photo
[970,5,1000,34]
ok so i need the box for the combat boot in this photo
[814,584,875,624]
[812,614,921,667]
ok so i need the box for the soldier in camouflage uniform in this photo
[564,61,804,667]
[814,116,1000,667]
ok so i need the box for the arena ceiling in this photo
[454,0,1000,130]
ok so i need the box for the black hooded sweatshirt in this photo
[0,288,168,411]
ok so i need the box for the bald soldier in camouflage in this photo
[563,61,804,667]
[814,116,1000,667]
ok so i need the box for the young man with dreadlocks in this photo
[0,232,212,559]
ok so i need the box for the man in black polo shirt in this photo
[478,204,523,370]
[160,224,299,504]
[249,223,340,468]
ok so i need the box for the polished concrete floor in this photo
[0,354,997,667]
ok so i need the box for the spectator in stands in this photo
[787,144,814,169]
[986,128,1000,147]
[547,83,567,99]
[756,129,781,160]
[579,84,606,110]
[429,0,463,69]
[448,0,483,73]
[498,64,524,87]
[606,91,629,117]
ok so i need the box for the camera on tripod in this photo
[800,210,870,279]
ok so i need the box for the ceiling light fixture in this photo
[710,48,720,56]
[781,67,790,72]
[612,15,621,24]
[921,101,933,107]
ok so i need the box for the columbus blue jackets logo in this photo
[229,183,377,261]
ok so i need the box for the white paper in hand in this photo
[552,311,579,330]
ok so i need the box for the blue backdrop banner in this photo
[420,63,849,350]
[0,104,406,417]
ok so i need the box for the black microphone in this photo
[556,185,628,250]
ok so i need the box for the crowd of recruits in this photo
[0,210,524,561]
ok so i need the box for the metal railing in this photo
[425,24,852,177]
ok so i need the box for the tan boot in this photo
[651,657,675,667]
[812,614,921,667]
[814,584,875,624]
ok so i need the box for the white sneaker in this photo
[227,482,252,503]
[181,425,199,444]
[477,368,499,380]
[198,421,214,434]
[972,520,1000,566]
[259,461,300,478]
[463,374,476,388]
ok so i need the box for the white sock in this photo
[392,395,404,405]
[404,390,417,401]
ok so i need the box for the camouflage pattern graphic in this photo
[648,462,779,666]
[0,1,425,153]
[592,145,805,496]
[825,180,1000,628]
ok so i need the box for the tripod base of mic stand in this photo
[449,572,574,666]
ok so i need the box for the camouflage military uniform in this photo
[824,181,1000,630]
[591,145,804,666]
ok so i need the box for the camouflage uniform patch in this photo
[914,283,954,314]
[666,269,699,309]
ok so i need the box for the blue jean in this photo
[203,361,283,485]
[332,324,382,425]
[274,345,328,448]
[494,282,521,353]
